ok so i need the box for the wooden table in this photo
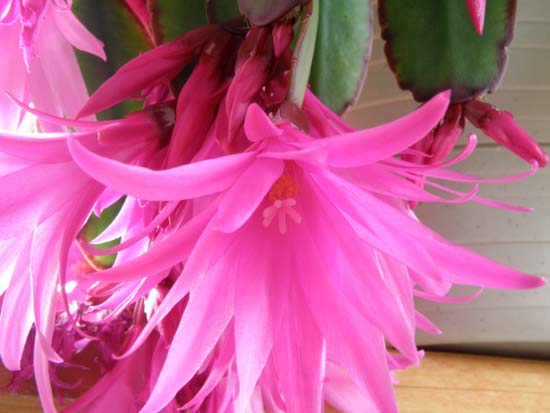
[2,352,549,412]
[392,352,550,412]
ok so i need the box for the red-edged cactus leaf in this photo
[73,0,151,119]
[379,0,516,103]
[238,0,306,26]
[309,0,373,113]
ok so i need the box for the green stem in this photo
[288,0,319,107]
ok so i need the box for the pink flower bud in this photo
[465,99,548,167]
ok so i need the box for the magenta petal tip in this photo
[466,0,486,36]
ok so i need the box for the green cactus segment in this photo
[379,0,516,103]
[309,0,373,114]
[157,0,208,41]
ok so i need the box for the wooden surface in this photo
[392,352,550,412]
[2,352,550,412]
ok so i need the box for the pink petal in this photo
[414,311,441,335]
[325,172,546,290]
[113,215,235,357]
[29,11,92,122]
[33,339,57,413]
[68,137,255,201]
[0,1,20,25]
[324,362,378,413]
[0,129,96,163]
[29,219,64,364]
[77,26,219,117]
[0,23,27,130]
[466,0,486,36]
[301,177,417,361]
[303,89,355,134]
[302,90,450,167]
[0,238,33,370]
[295,236,398,413]
[88,205,214,283]
[180,330,235,410]
[232,225,290,412]
[215,158,284,233]
[139,254,237,413]
[53,8,106,60]
[272,284,325,413]
[244,103,284,142]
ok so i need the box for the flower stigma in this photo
[263,165,302,234]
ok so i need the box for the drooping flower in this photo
[0,96,179,412]
[67,89,544,413]
[0,23,248,411]
[0,128,105,411]
[0,0,105,131]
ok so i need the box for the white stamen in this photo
[278,209,287,234]
[262,197,302,234]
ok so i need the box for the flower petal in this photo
[233,222,290,412]
[0,238,33,370]
[323,171,546,290]
[466,0,486,36]
[244,103,284,142]
[68,137,255,201]
[88,205,214,283]
[53,9,106,60]
[272,282,325,413]
[77,26,219,117]
[139,253,236,413]
[0,130,95,163]
[215,158,284,233]
[301,90,450,167]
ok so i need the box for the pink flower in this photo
[0,128,104,412]
[67,90,544,413]
[0,98,177,412]
[0,0,105,131]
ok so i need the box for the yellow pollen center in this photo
[263,165,302,234]
[268,171,298,202]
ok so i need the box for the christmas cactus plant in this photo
[0,1,546,412]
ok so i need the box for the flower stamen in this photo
[263,166,302,234]
[262,198,302,234]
